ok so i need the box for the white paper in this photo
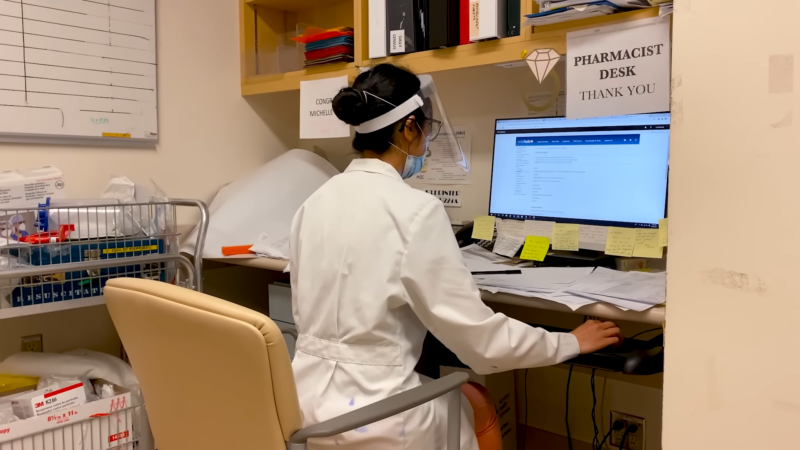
[250,233,290,261]
[567,18,671,119]
[411,126,472,185]
[462,244,508,263]
[566,267,666,305]
[496,218,526,238]
[300,76,351,139]
[524,220,555,239]
[390,29,405,53]
[425,189,461,208]
[181,149,340,259]
[493,235,524,257]
[579,225,608,245]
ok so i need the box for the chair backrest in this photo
[104,278,302,450]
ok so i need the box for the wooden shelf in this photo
[239,3,661,96]
[0,296,106,320]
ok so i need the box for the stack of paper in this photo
[460,245,666,312]
[527,0,651,27]
[291,27,355,68]
[562,267,666,311]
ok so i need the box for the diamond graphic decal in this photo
[526,48,561,83]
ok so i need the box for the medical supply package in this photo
[0,380,134,450]
[0,167,66,209]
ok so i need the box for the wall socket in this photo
[610,411,646,450]
[20,334,43,352]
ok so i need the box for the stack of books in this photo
[291,27,354,68]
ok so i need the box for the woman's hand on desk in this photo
[571,320,623,354]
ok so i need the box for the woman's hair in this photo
[332,64,426,153]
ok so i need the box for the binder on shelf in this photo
[428,0,461,49]
[369,0,388,58]
[469,0,508,42]
[507,0,521,37]
[460,0,470,44]
[387,0,424,54]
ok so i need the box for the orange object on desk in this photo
[221,245,254,256]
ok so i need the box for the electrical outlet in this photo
[610,411,646,450]
[20,334,43,352]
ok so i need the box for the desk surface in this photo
[206,257,666,325]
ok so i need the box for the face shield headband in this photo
[353,94,430,134]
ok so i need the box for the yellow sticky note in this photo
[520,236,550,261]
[605,227,636,257]
[633,229,663,259]
[471,216,496,241]
[102,132,131,138]
[658,218,669,247]
[552,224,580,251]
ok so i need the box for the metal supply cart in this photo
[0,199,209,449]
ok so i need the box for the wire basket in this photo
[0,199,209,310]
[0,404,141,450]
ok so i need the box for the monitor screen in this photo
[489,113,670,228]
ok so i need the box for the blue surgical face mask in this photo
[389,123,430,180]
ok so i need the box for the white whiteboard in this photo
[0,0,157,145]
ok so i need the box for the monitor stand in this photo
[531,250,616,269]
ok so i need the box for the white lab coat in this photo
[290,158,580,450]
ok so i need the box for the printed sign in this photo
[425,189,461,207]
[567,17,671,119]
[299,76,351,139]
[390,30,405,53]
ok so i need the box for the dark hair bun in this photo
[332,87,368,126]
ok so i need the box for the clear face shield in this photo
[416,75,471,173]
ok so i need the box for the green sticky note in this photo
[520,236,550,261]
[472,216,496,241]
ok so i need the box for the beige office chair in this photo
[104,278,468,450]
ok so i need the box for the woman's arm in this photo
[400,200,618,375]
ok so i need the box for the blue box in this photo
[11,238,166,307]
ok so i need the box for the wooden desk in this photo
[205,257,665,325]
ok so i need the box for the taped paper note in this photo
[496,218,526,238]
[605,227,636,257]
[521,236,550,261]
[524,220,555,239]
[658,218,668,247]
[633,229,663,259]
[579,225,608,246]
[552,224,580,251]
[493,235,524,257]
[472,216,496,241]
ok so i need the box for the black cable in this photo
[630,327,663,340]
[566,366,574,450]
[618,425,638,450]
[598,421,625,450]
[591,371,598,447]
[523,368,529,450]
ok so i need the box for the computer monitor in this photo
[489,113,670,231]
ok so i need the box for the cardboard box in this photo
[0,380,134,450]
[0,167,66,209]
[440,367,517,450]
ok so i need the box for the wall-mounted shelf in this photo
[239,1,661,95]
[0,297,106,320]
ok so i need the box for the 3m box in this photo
[0,167,66,209]
[440,367,517,450]
[0,381,134,450]
[11,238,166,307]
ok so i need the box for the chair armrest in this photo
[276,322,298,339]
[287,372,469,449]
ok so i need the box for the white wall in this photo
[664,2,800,449]
[0,0,292,361]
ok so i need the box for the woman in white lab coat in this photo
[289,64,622,450]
